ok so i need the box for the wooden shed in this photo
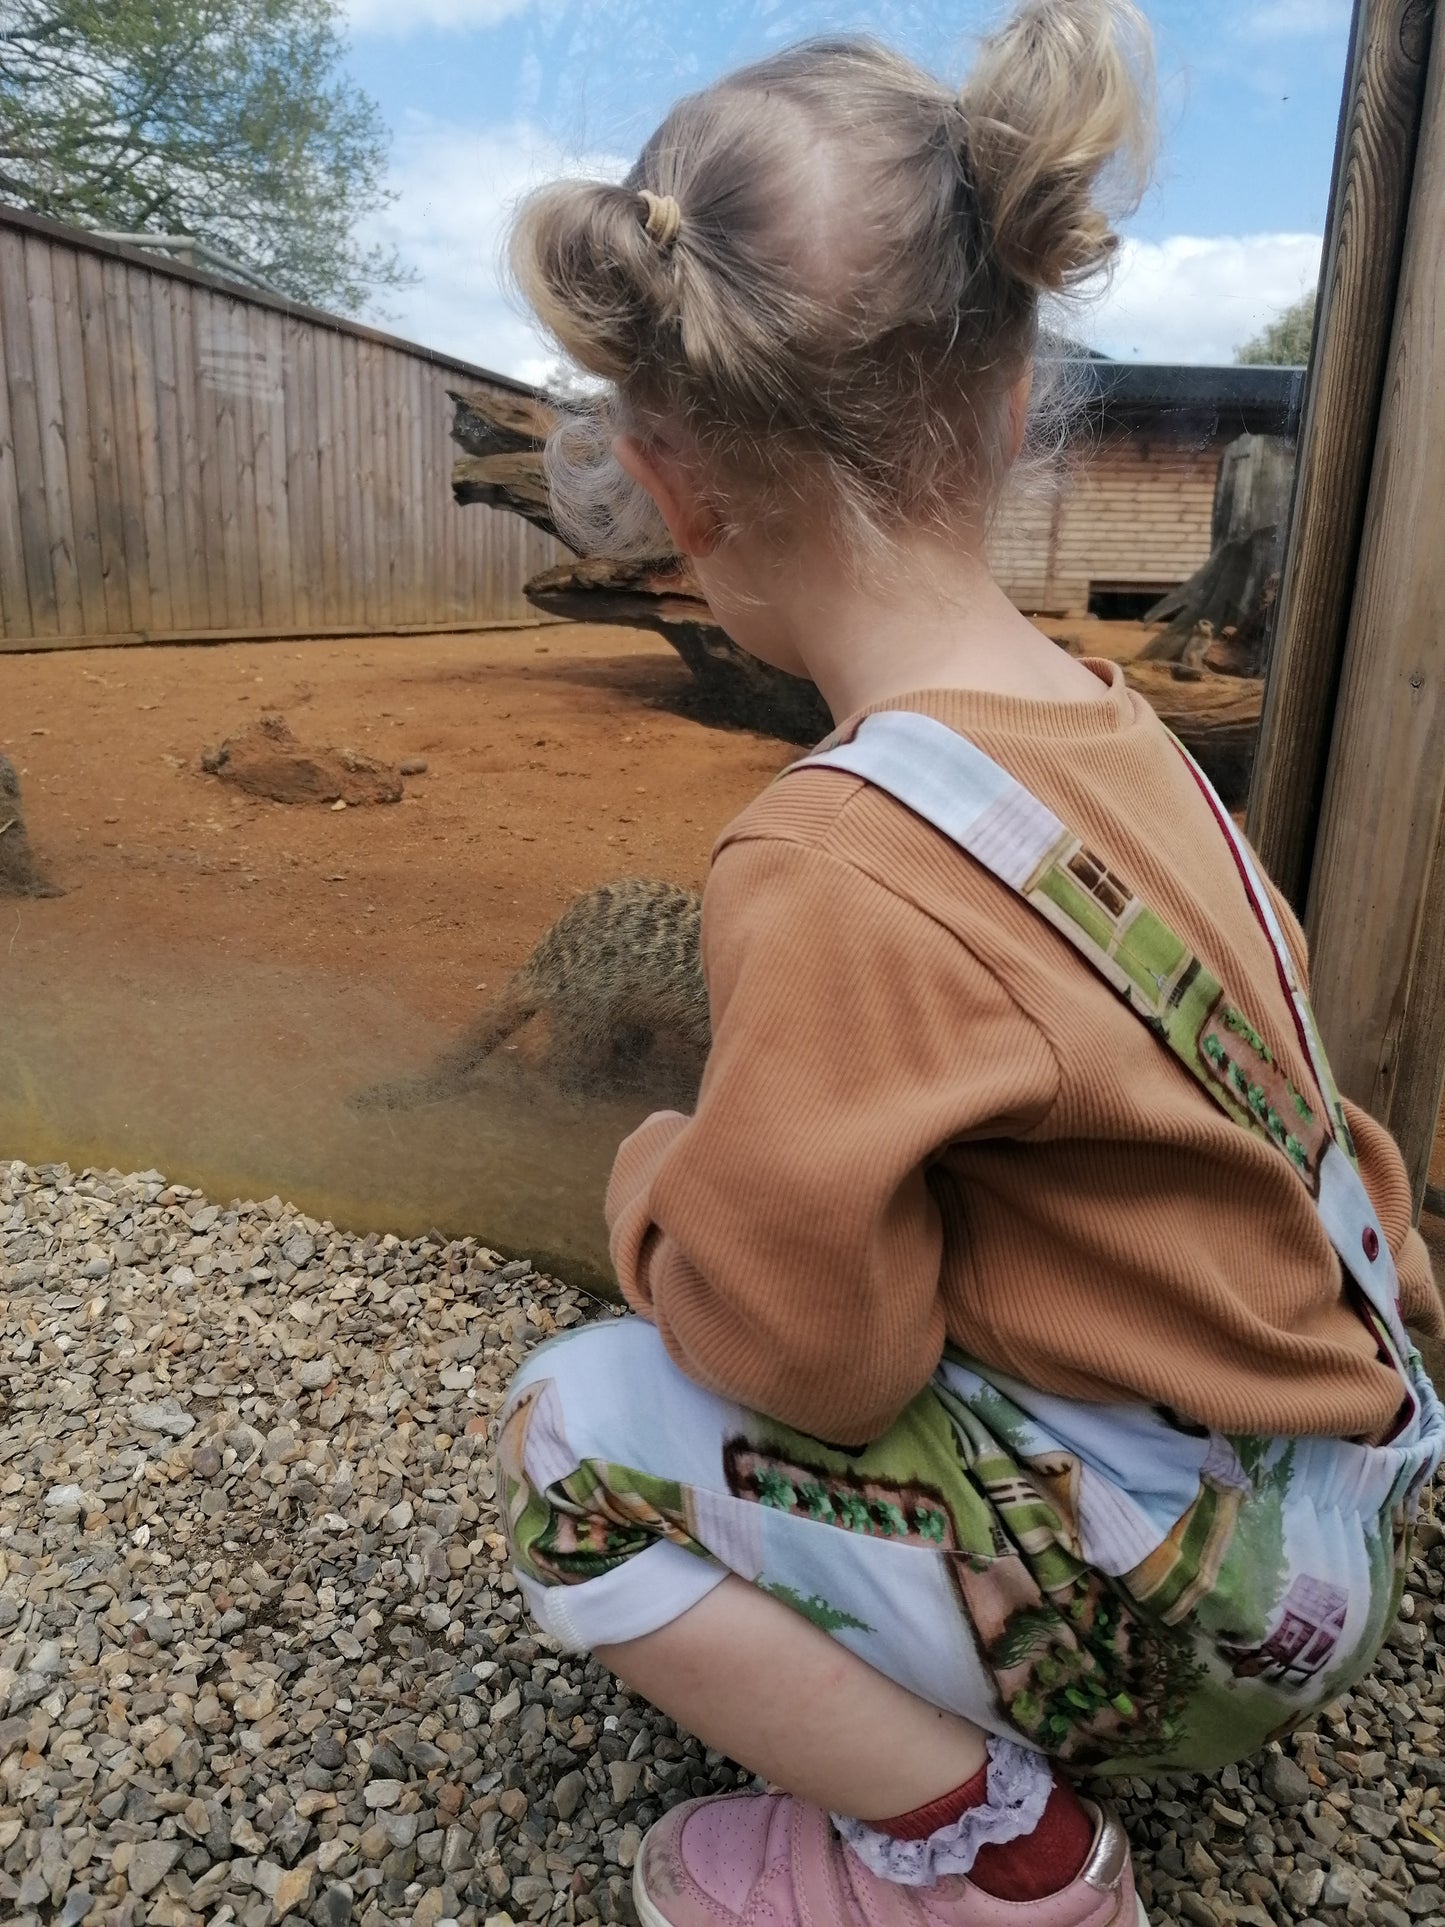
[0,204,564,651]
[990,363,1304,619]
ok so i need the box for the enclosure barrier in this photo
[1250,0,1445,1206]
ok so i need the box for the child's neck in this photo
[703,523,1109,725]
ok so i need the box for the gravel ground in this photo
[0,1157,1442,1927]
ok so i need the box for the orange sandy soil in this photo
[0,623,799,1283]
[2,615,1442,1292]
[3,623,794,1023]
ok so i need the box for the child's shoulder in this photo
[713,760,876,865]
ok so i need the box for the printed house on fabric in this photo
[1218,1574,1350,1686]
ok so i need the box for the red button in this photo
[1362,1226,1380,1263]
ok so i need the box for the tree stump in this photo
[1142,434,1294,674]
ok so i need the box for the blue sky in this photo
[340,0,1352,376]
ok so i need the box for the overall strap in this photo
[791,710,1416,1401]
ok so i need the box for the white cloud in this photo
[359,116,625,381]
[1083,232,1322,364]
[344,0,530,36]
[1236,0,1351,39]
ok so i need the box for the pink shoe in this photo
[633,1791,1150,1927]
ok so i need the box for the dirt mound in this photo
[0,751,59,897]
[201,713,403,805]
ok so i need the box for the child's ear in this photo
[614,433,721,556]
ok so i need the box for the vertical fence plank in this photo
[1305,13,1445,1203]
[49,246,108,638]
[1249,0,1436,906]
[283,317,315,632]
[0,229,59,633]
[184,281,225,628]
[344,333,365,625]
[100,255,154,633]
[440,370,462,624]
[148,276,191,629]
[355,339,378,626]
[388,350,407,621]
[230,295,263,628]
[332,329,356,627]
[421,363,442,622]
[125,263,175,632]
[164,278,212,630]
[252,305,289,628]
[393,352,413,623]
[373,344,396,626]
[203,293,244,627]
[0,254,33,638]
[365,341,387,625]
[314,327,339,626]
[250,303,278,625]
[74,250,130,635]
[404,357,425,623]
[24,238,85,636]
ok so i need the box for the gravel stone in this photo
[126,1838,184,1896]
[1260,1753,1312,1807]
[314,1886,355,1927]
[553,1768,586,1819]
[0,1155,1439,1927]
[129,1395,195,1436]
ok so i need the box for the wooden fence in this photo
[0,205,564,650]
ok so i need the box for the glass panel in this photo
[1,1,1349,1293]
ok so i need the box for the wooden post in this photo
[1302,9,1445,1205]
[1247,0,1435,907]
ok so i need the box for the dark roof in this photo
[1061,359,1305,437]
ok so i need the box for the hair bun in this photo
[958,0,1154,293]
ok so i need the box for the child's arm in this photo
[1343,1099,1444,1334]
[605,833,1059,1447]
[1263,874,1443,1335]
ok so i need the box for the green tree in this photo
[0,0,411,313]
[1236,292,1316,366]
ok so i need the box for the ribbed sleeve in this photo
[608,837,1057,1444]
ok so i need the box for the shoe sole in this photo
[636,1863,1153,1925]
[632,1864,664,1927]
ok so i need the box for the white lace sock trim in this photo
[832,1734,1056,1889]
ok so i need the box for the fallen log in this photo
[448,386,557,461]
[452,453,559,539]
[526,556,831,742]
[447,390,1264,786]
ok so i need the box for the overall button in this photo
[1361,1225,1380,1263]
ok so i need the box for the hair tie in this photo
[638,189,682,253]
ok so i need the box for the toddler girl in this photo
[495,5,1445,1921]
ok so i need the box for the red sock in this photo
[878,1764,1094,1903]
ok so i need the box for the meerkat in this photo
[354,877,708,1110]
[0,752,59,898]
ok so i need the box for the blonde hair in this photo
[510,0,1155,560]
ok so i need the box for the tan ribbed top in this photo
[607,661,1441,1448]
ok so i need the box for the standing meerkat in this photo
[0,752,59,898]
[354,877,708,1110]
